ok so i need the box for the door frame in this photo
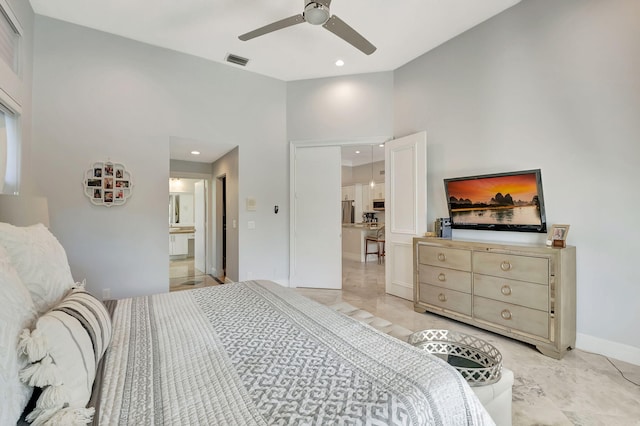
[214,173,230,282]
[289,136,390,288]
[168,171,212,282]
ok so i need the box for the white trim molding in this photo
[576,333,640,366]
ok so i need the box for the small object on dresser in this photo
[408,329,502,386]
[547,224,570,247]
[434,218,452,239]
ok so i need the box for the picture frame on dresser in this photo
[547,224,570,247]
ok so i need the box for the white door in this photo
[385,131,427,299]
[290,145,342,289]
[194,180,206,274]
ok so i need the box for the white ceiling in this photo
[28,0,521,163]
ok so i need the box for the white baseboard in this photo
[576,333,640,366]
[271,278,290,287]
[386,282,413,301]
[342,252,363,262]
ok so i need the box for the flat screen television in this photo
[444,169,547,233]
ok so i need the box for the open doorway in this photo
[169,177,217,291]
[215,174,227,282]
[340,143,386,289]
[289,139,387,290]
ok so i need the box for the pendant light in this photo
[370,145,375,189]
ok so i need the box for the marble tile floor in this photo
[295,258,640,426]
[169,257,220,292]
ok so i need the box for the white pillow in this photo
[0,245,37,425]
[0,223,75,314]
[18,288,112,425]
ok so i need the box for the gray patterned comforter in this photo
[97,280,494,425]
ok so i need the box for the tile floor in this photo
[169,257,220,292]
[295,259,640,426]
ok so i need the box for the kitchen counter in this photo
[342,222,383,230]
[169,226,195,235]
[342,224,382,262]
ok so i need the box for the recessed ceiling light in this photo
[355,150,360,154]
[335,59,344,67]
[379,144,384,147]
[191,150,200,155]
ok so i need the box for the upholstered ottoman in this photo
[471,367,513,426]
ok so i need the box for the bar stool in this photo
[365,226,385,264]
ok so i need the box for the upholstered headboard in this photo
[0,194,50,227]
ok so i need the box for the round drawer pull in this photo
[501,285,512,296]
[438,293,447,302]
[438,273,446,282]
[501,309,512,320]
[500,261,512,271]
[437,253,446,261]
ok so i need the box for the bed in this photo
[0,219,495,426]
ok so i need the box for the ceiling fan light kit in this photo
[304,2,330,25]
[239,0,376,55]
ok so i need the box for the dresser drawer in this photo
[474,274,549,311]
[418,245,471,271]
[473,252,549,285]
[419,283,472,316]
[418,264,471,293]
[474,296,549,339]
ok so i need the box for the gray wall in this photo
[344,160,385,186]
[287,72,394,141]
[32,16,288,299]
[170,159,213,176]
[394,0,640,358]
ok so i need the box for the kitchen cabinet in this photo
[342,185,355,201]
[361,182,384,211]
[372,182,384,200]
[362,185,371,212]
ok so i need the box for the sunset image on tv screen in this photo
[446,171,544,228]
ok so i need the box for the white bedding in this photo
[96,280,494,425]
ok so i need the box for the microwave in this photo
[372,199,385,211]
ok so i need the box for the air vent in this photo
[225,53,249,67]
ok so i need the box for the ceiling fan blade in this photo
[322,15,376,55]
[239,14,305,41]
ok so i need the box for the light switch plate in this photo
[246,197,256,211]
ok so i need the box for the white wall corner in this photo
[576,333,640,366]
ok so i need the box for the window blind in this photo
[0,5,18,72]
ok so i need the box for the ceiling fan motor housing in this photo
[304,2,330,25]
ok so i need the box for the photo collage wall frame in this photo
[83,161,133,206]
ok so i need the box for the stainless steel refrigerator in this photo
[342,200,354,223]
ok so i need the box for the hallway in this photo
[169,257,219,292]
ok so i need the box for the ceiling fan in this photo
[238,0,376,55]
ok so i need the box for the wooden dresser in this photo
[413,237,576,359]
